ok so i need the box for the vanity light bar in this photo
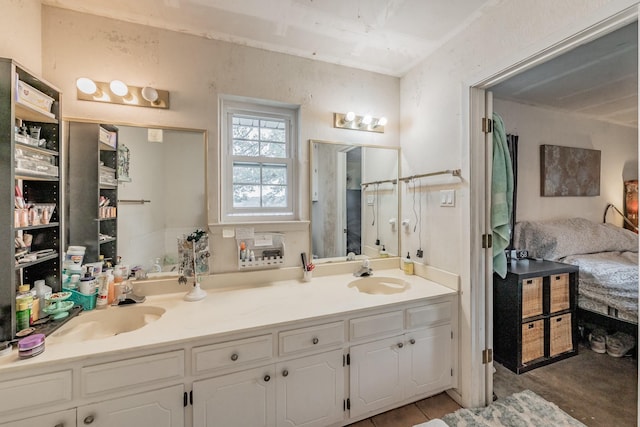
[333,112,386,133]
[76,78,170,109]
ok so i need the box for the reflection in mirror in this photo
[310,140,399,262]
[116,126,206,277]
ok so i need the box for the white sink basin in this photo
[47,305,165,343]
[348,276,410,295]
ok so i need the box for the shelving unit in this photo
[493,259,579,373]
[0,58,62,341]
[67,122,118,265]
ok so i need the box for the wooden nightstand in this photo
[493,259,579,373]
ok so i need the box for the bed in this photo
[514,217,638,327]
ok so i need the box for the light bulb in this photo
[344,111,356,122]
[377,117,388,127]
[362,115,373,125]
[109,80,129,97]
[76,77,97,95]
[141,86,159,102]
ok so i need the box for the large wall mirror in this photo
[65,122,206,280]
[117,126,206,277]
[310,140,399,262]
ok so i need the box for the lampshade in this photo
[109,80,129,97]
[141,86,159,102]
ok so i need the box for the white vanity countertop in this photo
[0,268,456,374]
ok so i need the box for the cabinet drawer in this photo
[193,334,273,375]
[0,408,76,427]
[406,302,451,329]
[279,321,344,356]
[550,273,570,313]
[0,371,72,415]
[550,313,573,357]
[350,311,403,341]
[521,320,544,364]
[521,277,543,319]
[81,350,184,396]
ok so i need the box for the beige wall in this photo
[400,0,638,406]
[40,6,400,273]
[494,98,638,225]
[0,0,42,73]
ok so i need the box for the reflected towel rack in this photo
[361,178,397,189]
[399,168,461,183]
[118,199,151,204]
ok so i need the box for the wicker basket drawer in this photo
[521,277,543,319]
[550,273,570,313]
[550,313,573,356]
[521,320,544,364]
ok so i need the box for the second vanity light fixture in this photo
[76,78,170,109]
[333,111,387,133]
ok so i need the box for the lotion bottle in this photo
[403,252,414,275]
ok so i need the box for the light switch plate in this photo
[367,195,375,206]
[440,189,455,207]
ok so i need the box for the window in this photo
[221,97,299,222]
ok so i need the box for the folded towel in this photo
[491,113,514,278]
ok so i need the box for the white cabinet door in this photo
[193,366,275,427]
[349,335,404,419]
[0,409,76,427]
[405,324,453,397]
[77,384,183,427]
[276,349,344,427]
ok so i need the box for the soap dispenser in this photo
[403,252,414,275]
[379,245,389,258]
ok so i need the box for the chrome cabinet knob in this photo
[409,338,416,345]
[264,374,271,382]
[231,353,239,361]
[282,369,289,377]
[397,342,404,348]
[84,415,95,425]
[312,337,319,345]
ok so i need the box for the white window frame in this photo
[220,96,299,223]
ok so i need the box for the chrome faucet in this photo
[354,259,373,277]
[117,281,146,305]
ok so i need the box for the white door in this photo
[77,384,184,427]
[470,87,494,406]
[405,325,453,397]
[349,335,404,419]
[276,349,344,427]
[192,366,275,427]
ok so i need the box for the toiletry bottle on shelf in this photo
[403,252,414,275]
[151,257,162,273]
[34,280,51,319]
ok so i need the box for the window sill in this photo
[208,220,310,233]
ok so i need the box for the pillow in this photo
[514,217,638,260]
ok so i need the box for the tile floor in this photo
[347,392,461,427]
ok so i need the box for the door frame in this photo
[464,4,639,407]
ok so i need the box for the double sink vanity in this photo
[0,263,458,427]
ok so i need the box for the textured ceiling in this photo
[491,21,638,128]
[42,0,493,77]
[42,1,638,126]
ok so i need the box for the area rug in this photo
[416,390,586,427]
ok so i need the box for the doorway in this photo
[468,5,639,409]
